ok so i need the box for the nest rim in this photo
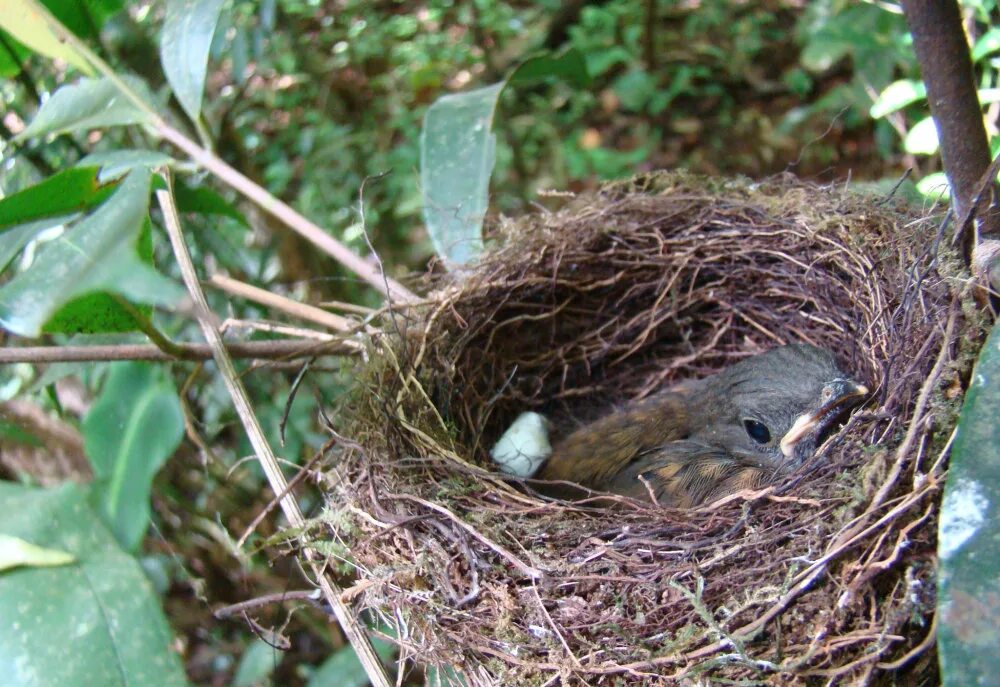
[328,172,979,685]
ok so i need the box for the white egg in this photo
[490,411,552,478]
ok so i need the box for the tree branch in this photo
[156,175,394,687]
[0,339,357,364]
[901,0,1000,261]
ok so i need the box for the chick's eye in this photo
[743,419,771,444]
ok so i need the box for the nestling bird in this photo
[490,344,867,506]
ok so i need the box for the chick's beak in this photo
[779,379,868,458]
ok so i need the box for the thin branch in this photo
[214,589,326,620]
[219,319,336,342]
[155,175,393,687]
[316,299,376,315]
[901,0,1000,259]
[0,339,356,364]
[20,0,418,305]
[206,273,360,334]
[158,121,416,303]
[237,439,332,548]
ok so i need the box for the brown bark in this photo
[901,0,1000,262]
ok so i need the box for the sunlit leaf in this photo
[0,0,122,75]
[0,0,93,74]
[915,172,950,202]
[18,76,151,140]
[869,79,926,118]
[0,481,189,686]
[161,0,226,123]
[977,88,1000,105]
[83,362,184,551]
[0,170,184,337]
[903,116,939,155]
[972,27,1000,62]
[938,321,1000,684]
[0,533,74,571]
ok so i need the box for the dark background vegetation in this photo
[2,1,998,685]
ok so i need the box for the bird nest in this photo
[322,172,984,684]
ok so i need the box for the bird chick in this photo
[491,344,867,506]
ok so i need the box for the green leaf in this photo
[903,116,939,155]
[0,215,77,273]
[18,76,151,140]
[507,47,591,88]
[40,0,123,40]
[869,79,926,118]
[972,27,1000,62]
[82,362,184,551]
[420,81,500,266]
[306,635,395,687]
[799,36,850,73]
[0,417,44,446]
[0,0,121,76]
[915,172,950,202]
[938,321,1000,684]
[584,45,631,78]
[612,68,657,112]
[78,150,175,181]
[420,49,591,267]
[0,0,93,74]
[0,170,184,337]
[0,533,75,571]
[0,481,189,687]
[161,0,226,123]
[0,28,31,76]
[42,291,147,334]
[233,638,280,687]
[0,167,118,231]
[174,179,249,226]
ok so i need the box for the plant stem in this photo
[900,0,1000,261]
[156,174,394,687]
[0,339,357,364]
[23,0,418,305]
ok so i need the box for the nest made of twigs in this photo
[322,172,984,685]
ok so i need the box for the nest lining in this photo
[324,172,982,685]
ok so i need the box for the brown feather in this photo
[530,344,861,507]
[537,391,694,487]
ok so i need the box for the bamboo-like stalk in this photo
[0,340,355,363]
[206,273,358,334]
[156,176,393,687]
